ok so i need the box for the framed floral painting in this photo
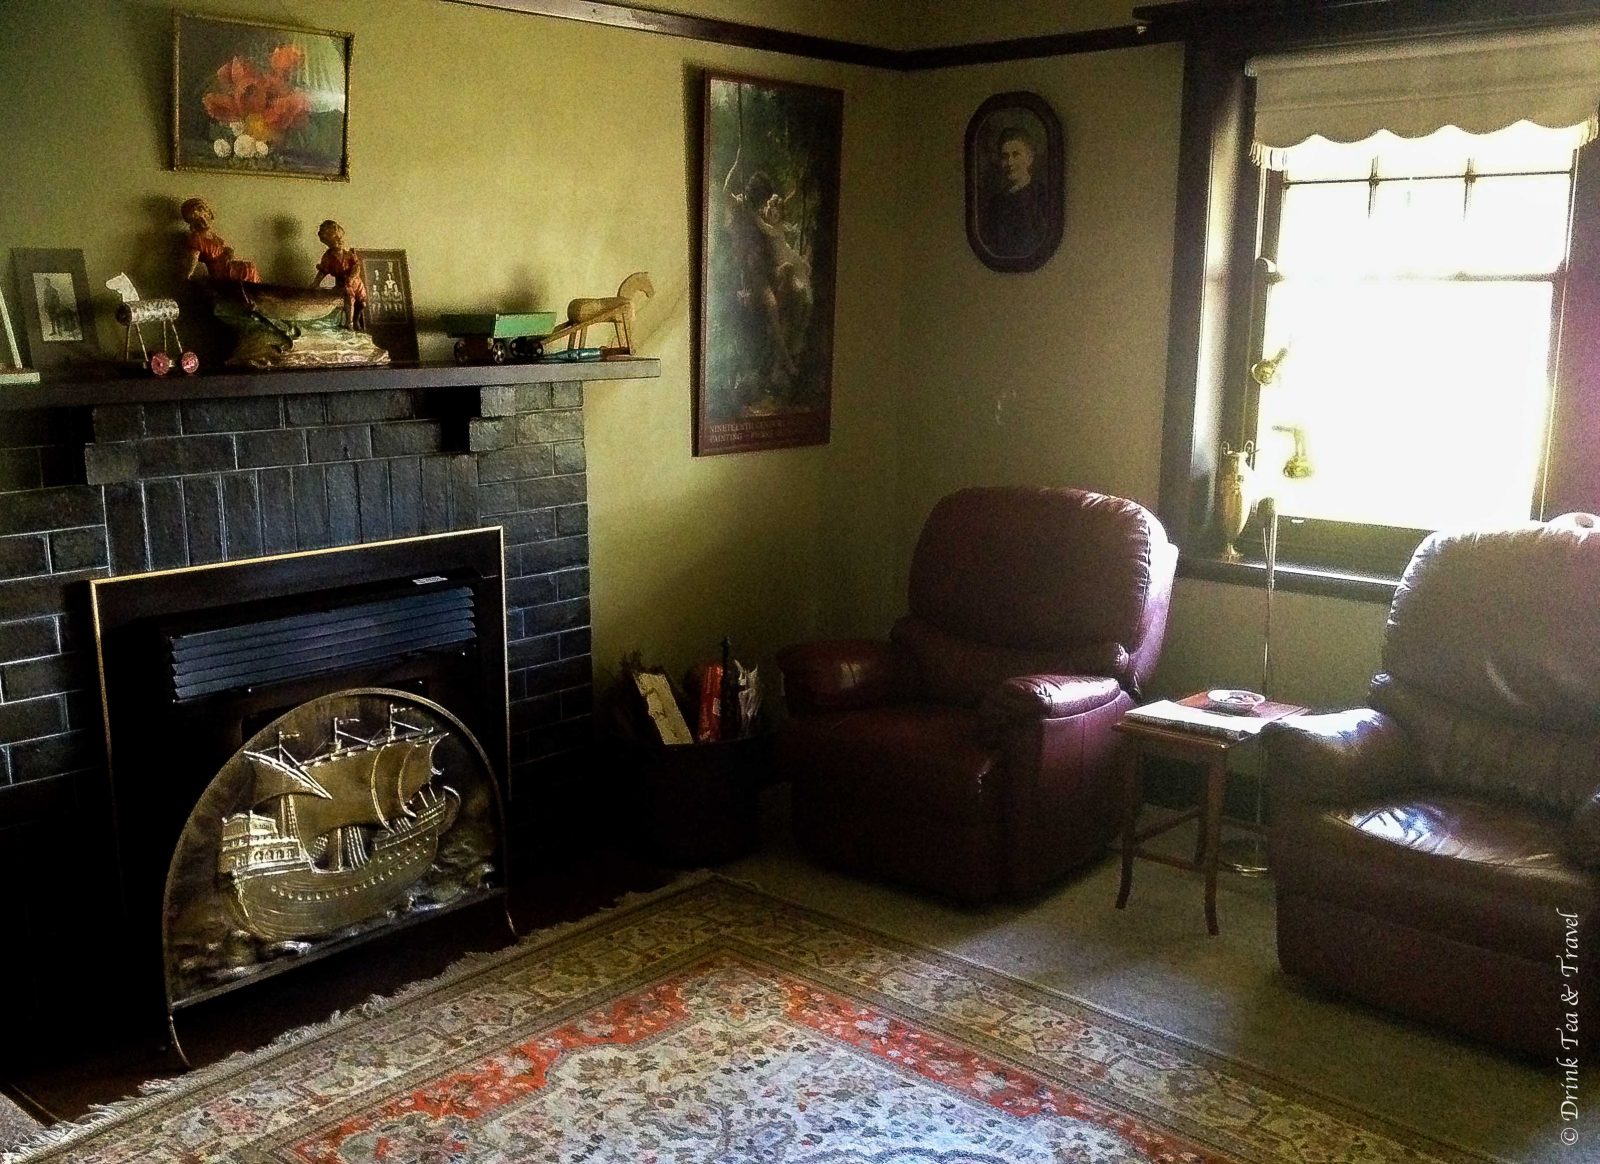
[172,12,352,180]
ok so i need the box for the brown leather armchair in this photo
[1264,515,1599,1054]
[776,486,1177,902]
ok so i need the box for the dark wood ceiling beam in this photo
[445,0,900,67]
[443,0,1167,69]
[1131,0,1600,47]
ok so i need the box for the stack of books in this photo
[1122,695,1304,741]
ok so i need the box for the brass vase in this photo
[1216,441,1254,563]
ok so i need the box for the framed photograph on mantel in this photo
[11,248,95,374]
[358,249,418,363]
[696,71,842,456]
[965,91,1064,273]
[172,11,352,180]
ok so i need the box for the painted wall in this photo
[886,40,1388,709]
[0,0,908,695]
[0,0,1386,716]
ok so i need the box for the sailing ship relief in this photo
[218,708,459,941]
[163,689,501,1006]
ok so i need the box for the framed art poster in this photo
[172,12,352,180]
[697,72,842,456]
[964,91,1064,273]
[11,248,95,373]
[358,249,418,362]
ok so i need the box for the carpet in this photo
[5,877,1486,1163]
[0,1097,38,1152]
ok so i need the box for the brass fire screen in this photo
[164,688,499,1009]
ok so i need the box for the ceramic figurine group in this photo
[171,196,648,371]
[178,198,385,368]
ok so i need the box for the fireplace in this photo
[91,528,510,1029]
[0,361,659,1036]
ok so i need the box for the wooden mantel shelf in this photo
[0,357,662,413]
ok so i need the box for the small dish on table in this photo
[1204,689,1265,715]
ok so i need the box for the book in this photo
[696,664,723,743]
[1123,696,1304,741]
[632,671,694,746]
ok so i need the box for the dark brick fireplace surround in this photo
[0,359,658,1029]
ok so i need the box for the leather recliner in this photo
[1263,515,1599,1054]
[776,486,1177,902]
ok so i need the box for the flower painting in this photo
[173,14,351,180]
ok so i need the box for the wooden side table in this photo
[1113,695,1304,935]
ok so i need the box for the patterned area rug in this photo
[6,878,1486,1163]
[0,1097,39,1152]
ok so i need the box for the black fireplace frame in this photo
[91,527,511,1034]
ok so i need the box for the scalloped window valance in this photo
[1247,24,1600,170]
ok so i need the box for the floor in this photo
[723,794,1580,1164]
[2,793,1587,1163]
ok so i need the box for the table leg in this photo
[1116,743,1142,911]
[1202,754,1226,935]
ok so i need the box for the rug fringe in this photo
[1,871,716,1162]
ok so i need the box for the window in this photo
[1246,124,1579,573]
[1144,11,1600,596]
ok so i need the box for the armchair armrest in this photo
[776,639,910,715]
[1263,708,1415,811]
[981,673,1123,735]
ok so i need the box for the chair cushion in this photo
[1274,792,1596,954]
[783,703,996,822]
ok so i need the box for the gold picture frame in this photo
[172,11,353,181]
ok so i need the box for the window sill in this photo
[1176,551,1399,604]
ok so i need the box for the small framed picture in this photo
[964,92,1065,273]
[172,12,352,180]
[11,248,95,373]
[358,249,417,362]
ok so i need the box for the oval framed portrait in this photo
[964,91,1064,273]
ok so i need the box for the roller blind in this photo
[1247,24,1600,170]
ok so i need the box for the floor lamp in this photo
[1218,349,1307,877]
[1218,492,1279,877]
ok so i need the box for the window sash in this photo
[1242,162,1571,573]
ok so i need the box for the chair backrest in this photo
[1372,514,1600,813]
[904,486,1175,693]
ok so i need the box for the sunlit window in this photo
[1253,122,1576,535]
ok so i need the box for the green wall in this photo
[882,38,1388,708]
[0,0,1387,710]
[0,0,908,692]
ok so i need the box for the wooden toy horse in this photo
[560,271,654,353]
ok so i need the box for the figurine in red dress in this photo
[179,197,261,283]
[310,219,367,331]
